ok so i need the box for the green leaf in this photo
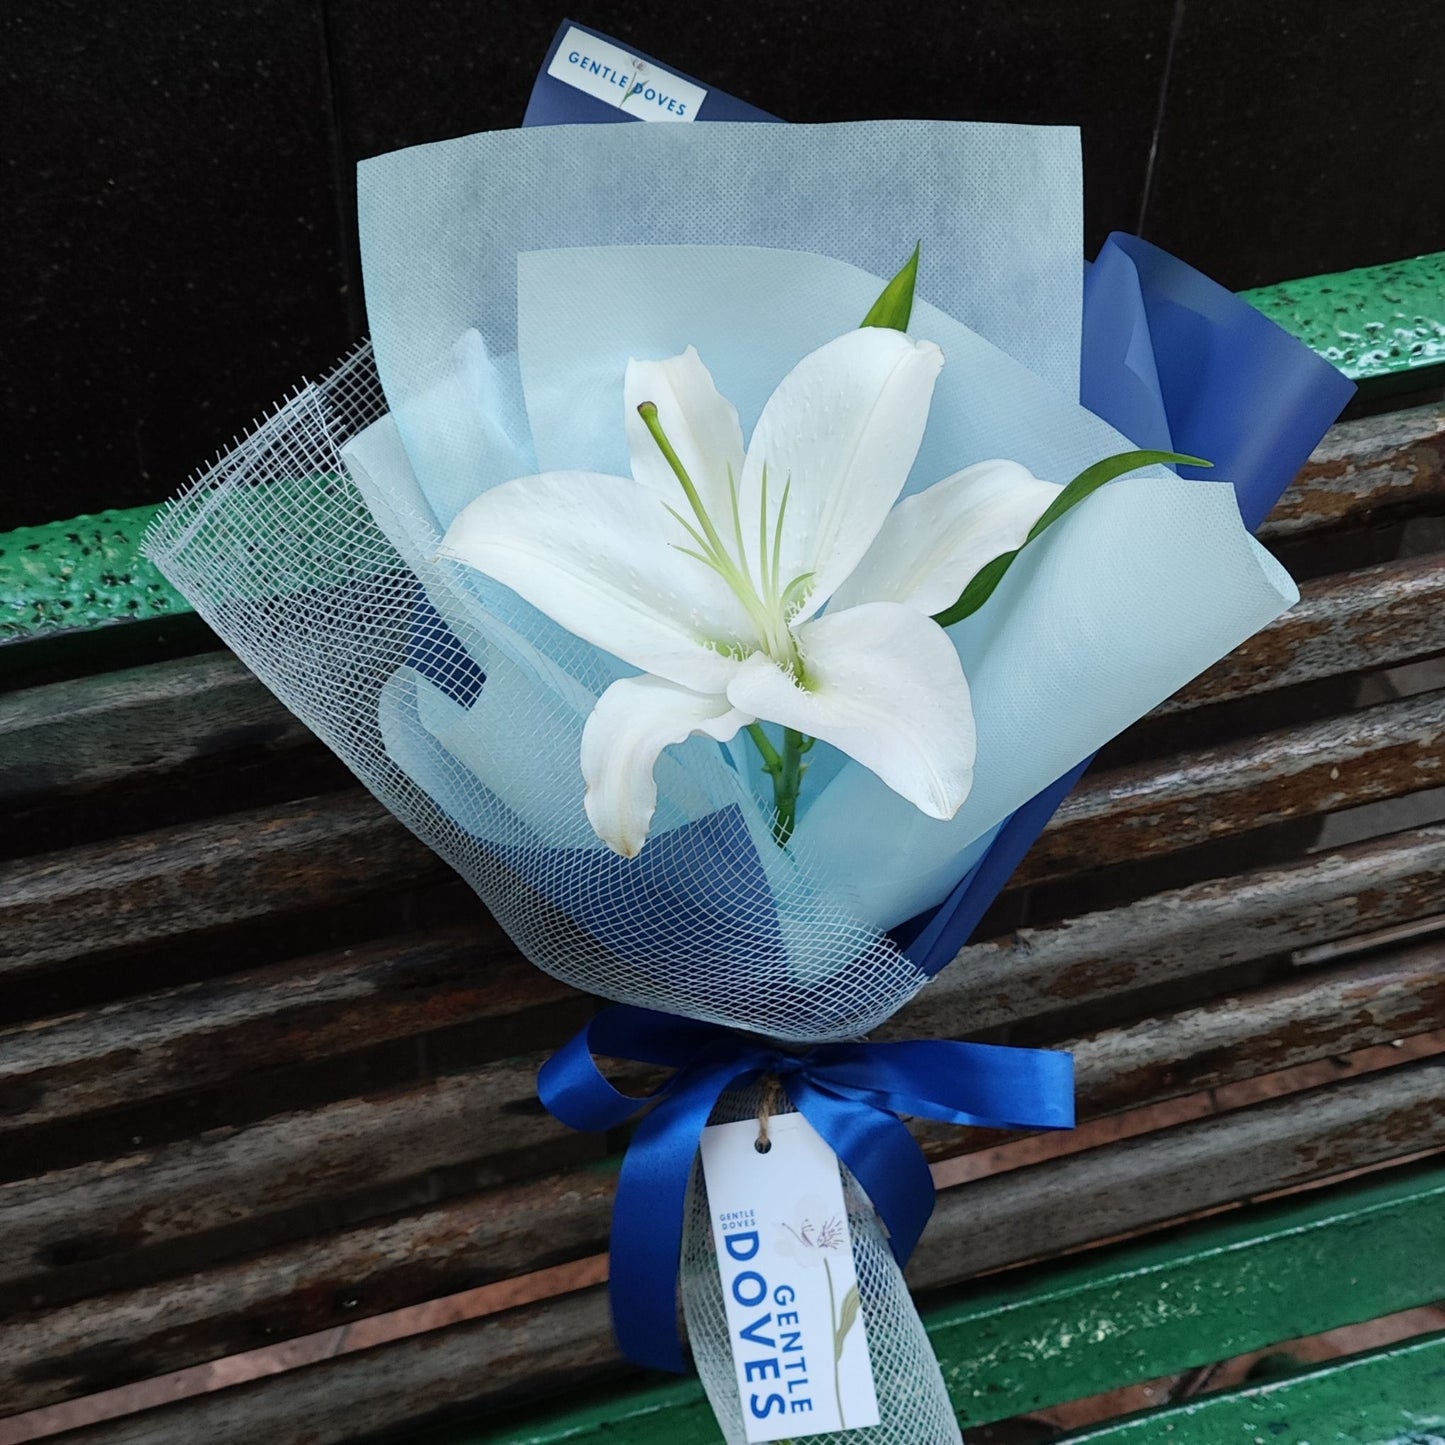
[1025,448,1212,543]
[931,448,1212,629]
[860,243,920,332]
[834,1282,862,1361]
[931,549,1018,629]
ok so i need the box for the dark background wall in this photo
[4,1,1443,532]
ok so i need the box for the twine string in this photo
[755,1073,784,1151]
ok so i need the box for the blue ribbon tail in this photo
[794,1040,1074,1262]
[820,1039,1076,1132]
[608,1058,749,1372]
[538,1005,732,1130]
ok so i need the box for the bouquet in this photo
[146,22,1353,1443]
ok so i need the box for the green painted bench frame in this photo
[2,252,1442,1444]
[466,1162,1445,1444]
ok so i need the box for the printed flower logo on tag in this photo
[777,1196,845,1265]
[778,1195,865,1423]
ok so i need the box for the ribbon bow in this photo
[539,1004,1074,1372]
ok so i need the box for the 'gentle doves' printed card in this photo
[699,1112,881,1441]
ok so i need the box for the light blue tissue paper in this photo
[356,120,1082,527]
[351,117,1299,948]
[514,245,1166,501]
[340,410,440,566]
[506,243,1297,930]
[793,474,1298,928]
[392,329,536,532]
[352,229,1297,934]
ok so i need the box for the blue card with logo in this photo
[524,20,778,127]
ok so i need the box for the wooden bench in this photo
[1,252,1442,1444]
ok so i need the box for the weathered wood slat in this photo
[0,791,455,983]
[1160,551,1445,714]
[1018,688,1445,887]
[6,929,1439,1318]
[5,817,1439,1139]
[0,1064,593,1308]
[3,551,1440,816]
[1,812,1435,1160]
[1,1168,621,1415]
[917,1057,1445,1286]
[902,822,1445,1034]
[906,939,1445,1154]
[41,1060,1445,1445]
[1259,400,1445,540]
[0,652,309,805]
[6,943,1439,1413]
[5,683,1439,990]
[0,930,580,1135]
[1067,941,1445,1116]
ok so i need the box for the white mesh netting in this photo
[682,1087,961,1444]
[145,343,931,1044]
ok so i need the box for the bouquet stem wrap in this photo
[682,1084,961,1445]
[538,1007,1073,1374]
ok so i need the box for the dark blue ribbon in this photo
[540,1004,1074,1372]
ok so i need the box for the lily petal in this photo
[739,329,944,618]
[829,459,1062,617]
[439,470,755,694]
[582,674,752,857]
[624,347,746,523]
[727,602,975,820]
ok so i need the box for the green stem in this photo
[825,1255,846,1429]
[775,729,806,847]
[746,724,809,847]
[745,721,782,774]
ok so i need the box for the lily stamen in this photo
[638,400,802,678]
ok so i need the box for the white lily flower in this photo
[439,327,1062,858]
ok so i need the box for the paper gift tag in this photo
[699,1111,881,1441]
[545,24,705,122]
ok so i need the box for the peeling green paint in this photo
[461,1164,1445,1444]
[1061,1330,1445,1442]
[1242,251,1445,384]
[935,1160,1445,1425]
[0,504,181,642]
